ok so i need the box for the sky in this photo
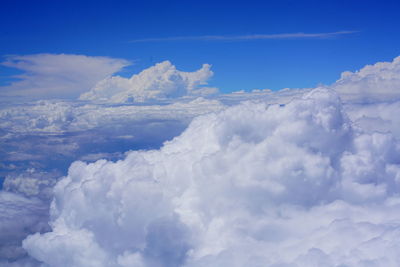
[2,1,400,266]
[1,0,400,94]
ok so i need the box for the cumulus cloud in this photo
[326,55,400,142]
[3,55,400,266]
[79,61,217,103]
[0,54,129,100]
[22,88,400,266]
[0,84,224,264]
[332,56,400,102]
[0,97,224,175]
[0,94,226,265]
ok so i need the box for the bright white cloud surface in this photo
[79,61,216,103]
[22,87,400,267]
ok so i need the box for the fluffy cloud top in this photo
[332,56,400,102]
[79,61,216,103]
[0,54,129,100]
[22,88,400,266]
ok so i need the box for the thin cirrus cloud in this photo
[129,30,358,43]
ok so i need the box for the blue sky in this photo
[1,0,400,93]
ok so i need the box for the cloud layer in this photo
[22,88,400,266]
[2,55,400,266]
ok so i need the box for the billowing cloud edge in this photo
[79,61,217,103]
[21,87,400,267]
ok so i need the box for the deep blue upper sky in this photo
[1,0,400,93]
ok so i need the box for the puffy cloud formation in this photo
[0,92,224,264]
[2,55,400,266]
[332,56,400,102]
[0,54,129,100]
[79,61,216,103]
[22,88,400,266]
[0,97,224,182]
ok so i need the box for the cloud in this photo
[0,90,225,265]
[129,31,357,43]
[0,191,50,263]
[0,169,59,264]
[332,56,400,102]
[344,100,400,138]
[0,97,224,134]
[0,54,130,100]
[3,168,58,200]
[2,55,400,265]
[22,88,400,266]
[80,61,216,103]
[0,95,225,197]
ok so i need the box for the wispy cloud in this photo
[0,54,130,100]
[130,31,357,43]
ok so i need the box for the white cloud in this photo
[0,169,59,264]
[332,56,400,102]
[3,169,58,200]
[22,88,400,266]
[3,55,400,266]
[0,95,226,266]
[129,31,357,43]
[79,61,216,103]
[0,191,49,263]
[0,54,130,100]
[0,97,224,134]
[344,100,400,138]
